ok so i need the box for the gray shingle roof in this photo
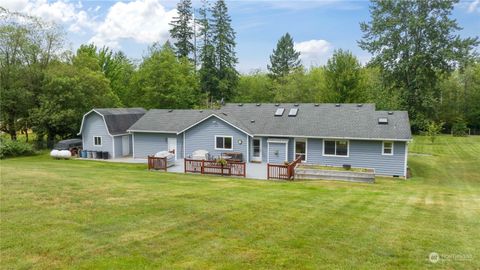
[91,108,146,135]
[127,104,412,140]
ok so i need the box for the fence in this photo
[147,156,167,171]
[267,156,302,180]
[184,158,246,177]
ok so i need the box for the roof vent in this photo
[288,108,299,117]
[168,109,173,112]
[388,111,394,115]
[378,117,388,125]
[357,104,363,107]
[275,103,280,107]
[250,119,255,123]
[256,103,261,106]
[314,104,319,107]
[335,104,341,107]
[199,110,203,113]
[238,104,243,107]
[294,104,299,107]
[275,108,285,116]
[222,112,228,116]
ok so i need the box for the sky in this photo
[2,0,479,73]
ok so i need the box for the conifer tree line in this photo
[1,0,479,146]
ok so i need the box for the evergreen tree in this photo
[210,0,238,101]
[169,0,194,59]
[325,49,364,103]
[197,0,217,102]
[268,33,301,80]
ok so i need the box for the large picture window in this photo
[215,136,233,150]
[93,136,102,146]
[323,140,348,156]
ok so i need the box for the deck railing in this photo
[184,159,246,177]
[147,156,167,171]
[267,156,302,180]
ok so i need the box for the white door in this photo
[167,137,177,160]
[122,135,130,156]
[252,138,262,162]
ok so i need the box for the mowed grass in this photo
[1,136,479,269]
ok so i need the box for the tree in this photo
[31,61,120,146]
[233,71,274,102]
[130,43,200,109]
[268,33,301,80]
[359,0,479,131]
[169,0,195,60]
[72,44,134,106]
[197,0,217,103]
[210,0,238,101]
[0,8,63,140]
[423,121,444,143]
[325,49,365,103]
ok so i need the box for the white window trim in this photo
[93,136,102,147]
[294,138,308,162]
[252,137,262,160]
[214,135,233,150]
[382,141,394,156]
[322,139,349,157]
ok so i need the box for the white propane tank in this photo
[50,149,59,158]
[59,150,72,159]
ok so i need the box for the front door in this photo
[252,138,262,162]
[122,135,130,156]
[167,137,177,160]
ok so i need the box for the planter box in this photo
[295,165,375,183]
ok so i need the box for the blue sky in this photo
[3,0,479,73]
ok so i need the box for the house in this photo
[79,103,412,177]
[77,108,146,159]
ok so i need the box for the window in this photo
[93,136,102,146]
[383,141,394,155]
[323,140,349,156]
[215,136,233,150]
[274,108,285,116]
[295,139,306,161]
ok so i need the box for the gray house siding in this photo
[268,142,288,164]
[306,139,407,176]
[133,133,168,158]
[113,136,123,158]
[81,113,113,157]
[177,134,184,159]
[184,116,249,160]
[288,138,295,162]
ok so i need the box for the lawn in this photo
[1,135,479,269]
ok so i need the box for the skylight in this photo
[275,108,285,116]
[288,108,298,117]
[378,117,388,125]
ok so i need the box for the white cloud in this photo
[88,0,176,49]
[1,0,97,33]
[468,0,480,12]
[294,39,333,66]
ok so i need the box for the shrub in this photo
[422,121,444,143]
[452,118,469,137]
[0,138,35,159]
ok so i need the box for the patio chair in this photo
[192,150,209,160]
